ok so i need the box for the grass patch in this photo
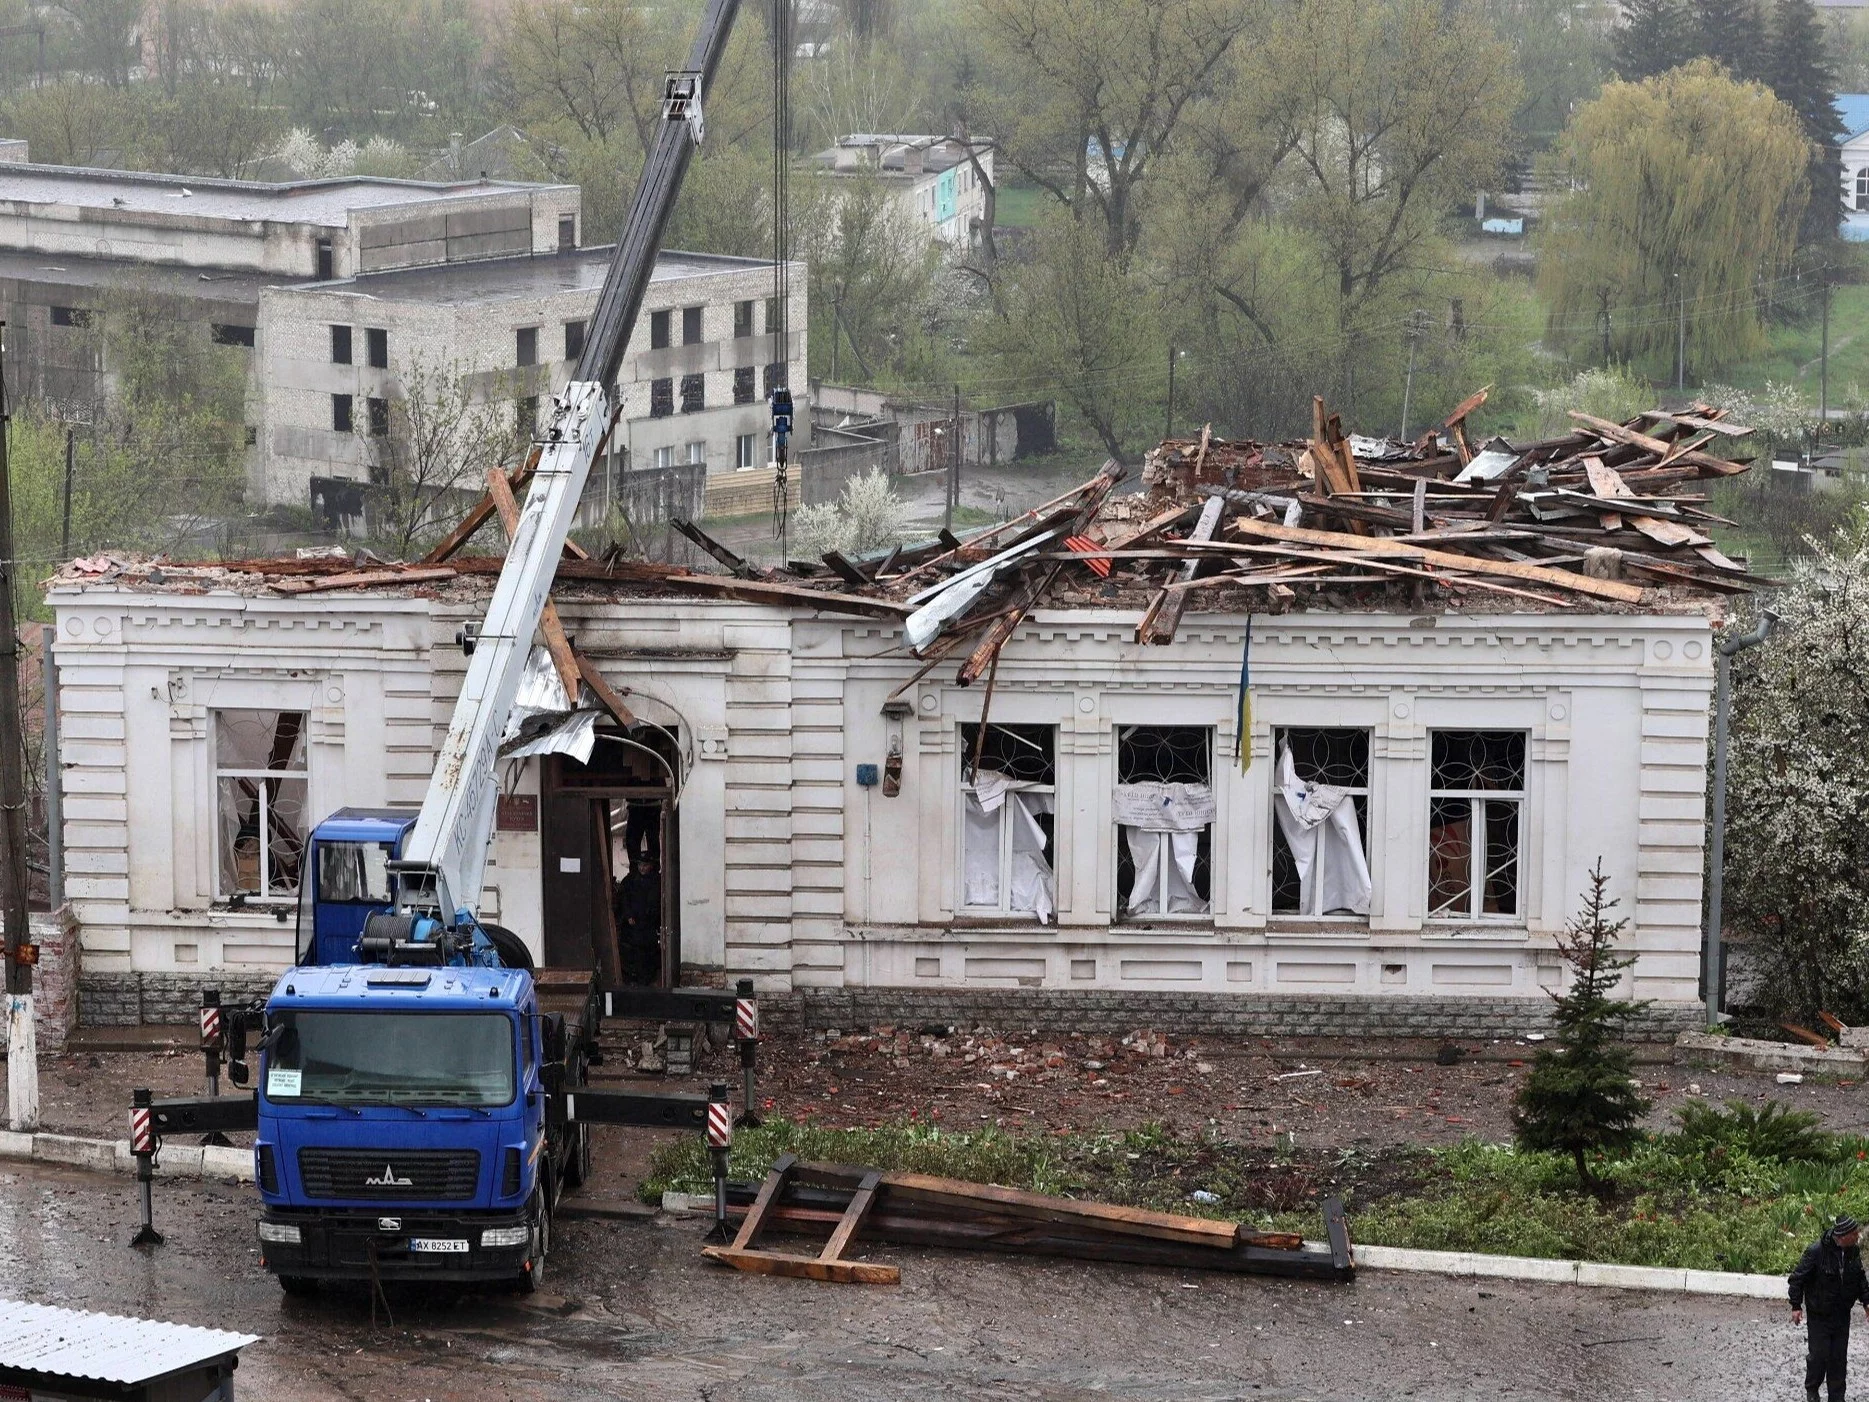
[643,1109,1869,1274]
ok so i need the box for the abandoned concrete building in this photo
[42,410,1737,1037]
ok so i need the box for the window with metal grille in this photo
[330,325,351,364]
[367,396,389,436]
[733,365,755,404]
[516,326,538,368]
[959,724,1056,920]
[215,710,308,899]
[650,378,673,418]
[331,394,353,433]
[680,372,705,413]
[366,327,387,368]
[734,300,754,338]
[682,305,704,345]
[210,323,255,347]
[1115,726,1212,919]
[1272,728,1372,916]
[1428,730,1525,919]
[650,309,671,350]
[564,319,586,361]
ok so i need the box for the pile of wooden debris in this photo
[701,1152,1353,1285]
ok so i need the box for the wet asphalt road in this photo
[0,1161,1813,1401]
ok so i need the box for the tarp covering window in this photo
[1273,746,1372,915]
[963,768,1056,922]
[1114,782,1214,914]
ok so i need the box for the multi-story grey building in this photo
[0,154,807,524]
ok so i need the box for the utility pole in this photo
[59,427,72,560]
[1399,310,1427,441]
[0,322,37,1132]
[1675,271,1686,393]
[1819,261,1832,451]
[948,383,961,527]
[1165,342,1176,442]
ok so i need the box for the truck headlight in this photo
[481,1225,530,1248]
[258,1222,301,1245]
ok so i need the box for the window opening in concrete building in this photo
[1272,727,1372,917]
[366,327,388,368]
[763,296,783,335]
[211,323,255,348]
[653,445,675,469]
[558,214,576,251]
[734,300,754,338]
[650,377,673,418]
[516,326,538,367]
[1858,167,1869,208]
[1114,725,1212,919]
[542,725,682,985]
[736,432,758,470]
[564,319,586,361]
[733,365,755,405]
[684,440,706,466]
[959,723,1055,922]
[49,306,91,328]
[1428,730,1525,919]
[331,393,353,433]
[367,396,389,436]
[245,425,258,446]
[518,395,539,437]
[650,309,671,350]
[330,325,352,364]
[215,709,308,900]
[316,238,334,280]
[680,373,705,413]
[682,305,703,345]
[763,362,786,398]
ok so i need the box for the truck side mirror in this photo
[542,1012,567,1065]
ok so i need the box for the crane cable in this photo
[770,0,793,552]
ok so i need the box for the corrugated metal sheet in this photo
[0,1299,257,1384]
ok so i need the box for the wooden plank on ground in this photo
[821,1170,883,1263]
[879,1170,1241,1248]
[1567,412,1746,476]
[1583,456,1634,500]
[1625,514,1712,549]
[700,1245,901,1284]
[731,1153,800,1253]
[1225,517,1646,603]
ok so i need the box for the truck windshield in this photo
[265,1012,515,1107]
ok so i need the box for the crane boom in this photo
[392,0,744,928]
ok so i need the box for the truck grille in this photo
[297,1148,480,1200]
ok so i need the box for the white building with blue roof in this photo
[1838,93,1869,240]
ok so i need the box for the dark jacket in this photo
[1790,1232,1869,1316]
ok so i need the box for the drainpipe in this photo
[1704,608,1778,1027]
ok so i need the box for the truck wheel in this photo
[516,1190,549,1294]
[563,1124,592,1189]
[481,923,533,971]
[277,1275,319,1299]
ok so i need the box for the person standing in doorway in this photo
[1791,1214,1869,1402]
[616,855,662,985]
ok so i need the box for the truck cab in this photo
[251,963,579,1292]
[299,809,416,967]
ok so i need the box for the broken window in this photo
[330,325,352,364]
[315,238,334,280]
[733,365,755,405]
[1428,730,1525,920]
[516,326,538,368]
[215,710,308,900]
[764,296,784,335]
[366,327,388,368]
[366,396,389,436]
[49,306,92,328]
[210,323,255,348]
[680,372,705,413]
[557,214,576,251]
[564,319,586,361]
[734,300,754,338]
[650,309,671,350]
[682,305,704,345]
[331,393,353,433]
[1114,725,1212,918]
[959,724,1056,922]
[1271,728,1373,917]
[763,362,787,398]
[650,377,673,418]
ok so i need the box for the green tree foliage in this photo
[1691,0,1766,79]
[1768,0,1845,246]
[796,171,944,384]
[1724,533,1869,1020]
[1539,60,1810,376]
[49,0,143,87]
[1512,862,1653,1192]
[1481,0,1612,150]
[1611,0,1693,80]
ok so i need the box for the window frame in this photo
[1270,725,1373,921]
[366,395,389,437]
[330,324,352,365]
[736,432,758,470]
[214,709,309,902]
[210,323,255,348]
[1113,724,1214,923]
[1426,729,1527,923]
[515,326,539,368]
[650,377,674,418]
[679,372,706,413]
[682,305,704,345]
[331,393,353,434]
[734,300,755,338]
[650,309,672,350]
[1857,166,1869,210]
[365,326,388,369]
[733,365,756,404]
[957,723,1056,920]
[564,319,586,362]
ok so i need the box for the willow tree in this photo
[1539,60,1811,376]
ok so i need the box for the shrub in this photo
[1674,1098,1836,1163]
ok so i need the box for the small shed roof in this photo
[0,1298,258,1386]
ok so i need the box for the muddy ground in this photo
[0,1160,1805,1401]
[35,1024,1868,1152]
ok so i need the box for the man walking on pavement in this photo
[1791,1213,1869,1401]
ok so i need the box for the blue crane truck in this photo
[129,811,759,1295]
[122,0,767,1294]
